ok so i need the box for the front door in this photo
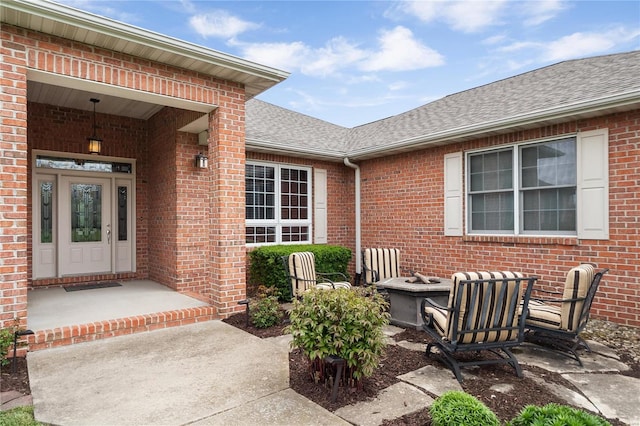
[59,176,112,275]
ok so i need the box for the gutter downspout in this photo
[343,157,361,284]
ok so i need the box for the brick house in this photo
[245,51,640,327]
[1,0,639,345]
[246,51,640,327]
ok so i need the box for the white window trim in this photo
[464,134,583,238]
[246,161,313,246]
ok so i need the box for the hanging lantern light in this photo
[87,98,102,155]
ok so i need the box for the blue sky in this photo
[59,1,639,127]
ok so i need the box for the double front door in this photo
[34,171,134,279]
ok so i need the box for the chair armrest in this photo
[531,288,563,296]
[532,295,586,304]
[317,271,349,283]
[421,297,449,311]
[420,297,450,328]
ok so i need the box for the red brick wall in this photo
[0,27,28,330]
[208,89,248,316]
[358,110,640,326]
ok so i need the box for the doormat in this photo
[63,282,122,292]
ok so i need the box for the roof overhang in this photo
[1,0,289,99]
[246,138,346,162]
[347,90,640,161]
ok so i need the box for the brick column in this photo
[0,33,29,331]
[209,87,247,317]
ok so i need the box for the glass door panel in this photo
[71,184,103,243]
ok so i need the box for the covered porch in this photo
[25,280,217,351]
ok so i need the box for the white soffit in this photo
[28,70,215,130]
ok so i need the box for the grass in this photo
[0,406,41,426]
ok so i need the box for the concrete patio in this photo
[3,283,638,425]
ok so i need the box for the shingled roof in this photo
[246,50,640,160]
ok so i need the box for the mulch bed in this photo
[223,311,630,425]
[3,312,635,426]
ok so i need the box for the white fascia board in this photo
[5,0,289,83]
[348,90,640,159]
[246,138,346,161]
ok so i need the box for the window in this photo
[467,137,577,235]
[246,162,311,244]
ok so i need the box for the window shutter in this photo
[577,129,609,240]
[314,168,328,243]
[444,152,463,236]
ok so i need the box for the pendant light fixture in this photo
[87,98,102,155]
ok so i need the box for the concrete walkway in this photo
[3,322,639,425]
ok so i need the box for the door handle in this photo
[106,224,111,244]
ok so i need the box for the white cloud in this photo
[360,26,444,72]
[542,28,640,61]
[389,81,409,91]
[237,26,442,77]
[520,0,567,26]
[482,34,508,45]
[301,37,368,77]
[238,41,309,71]
[189,11,259,38]
[398,0,509,33]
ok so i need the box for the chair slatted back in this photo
[362,248,401,285]
[561,264,596,331]
[447,271,532,345]
[288,252,317,298]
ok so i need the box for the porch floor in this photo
[28,280,209,330]
[26,280,217,351]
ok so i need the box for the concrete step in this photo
[27,306,217,351]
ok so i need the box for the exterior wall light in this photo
[87,98,102,154]
[195,153,208,169]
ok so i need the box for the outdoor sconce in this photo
[195,153,208,169]
[87,98,102,155]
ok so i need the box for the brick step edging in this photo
[26,306,218,352]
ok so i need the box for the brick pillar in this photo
[0,33,29,331]
[209,88,247,317]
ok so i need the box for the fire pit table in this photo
[377,276,452,329]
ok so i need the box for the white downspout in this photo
[343,157,361,281]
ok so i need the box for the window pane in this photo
[71,183,102,242]
[282,226,309,242]
[470,192,513,231]
[519,139,577,234]
[40,182,53,243]
[117,186,128,241]
[246,226,276,244]
[469,149,512,193]
[522,188,576,232]
[245,163,276,222]
[521,139,576,188]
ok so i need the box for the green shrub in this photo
[249,286,283,328]
[285,287,389,388]
[430,391,500,426]
[248,244,352,301]
[1,326,15,367]
[508,403,611,426]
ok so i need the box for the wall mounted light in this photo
[195,152,208,169]
[87,98,102,155]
